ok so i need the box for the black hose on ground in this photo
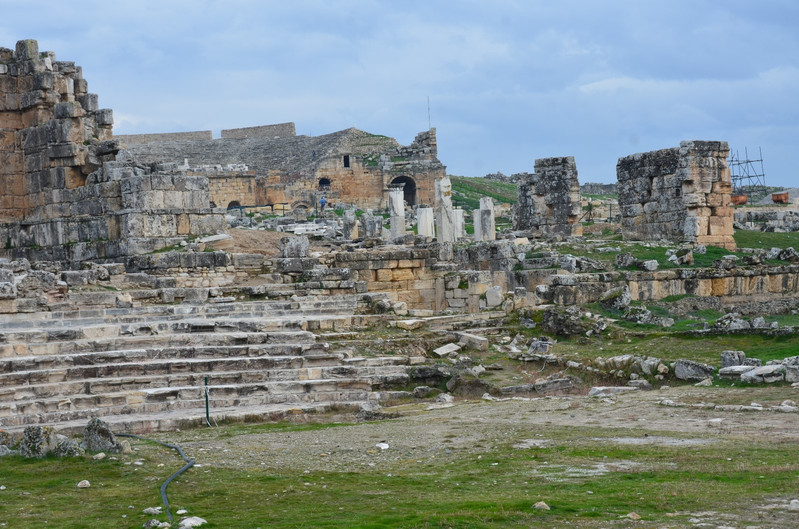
[116,433,195,522]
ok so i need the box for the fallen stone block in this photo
[432,343,461,357]
[674,359,715,381]
[588,386,640,397]
[741,365,786,384]
[457,332,489,351]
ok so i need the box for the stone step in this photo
[1,400,370,435]
[0,330,323,358]
[0,295,362,329]
[0,342,340,376]
[0,379,378,428]
[0,360,410,399]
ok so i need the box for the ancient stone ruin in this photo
[617,140,735,249]
[0,39,223,262]
[118,125,445,213]
[514,156,582,237]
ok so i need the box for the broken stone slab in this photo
[674,359,715,381]
[457,332,489,351]
[718,365,757,379]
[588,386,640,397]
[741,365,786,384]
[638,259,659,271]
[533,377,576,393]
[396,319,425,330]
[432,343,461,357]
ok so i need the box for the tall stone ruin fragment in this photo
[0,40,223,262]
[388,184,407,238]
[514,157,582,237]
[617,140,735,249]
[434,175,455,243]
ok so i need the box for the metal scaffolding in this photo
[728,147,766,195]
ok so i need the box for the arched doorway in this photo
[227,200,241,210]
[318,178,331,191]
[390,176,416,206]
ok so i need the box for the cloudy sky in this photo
[2,0,797,186]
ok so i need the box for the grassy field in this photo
[449,176,518,211]
[2,418,798,528]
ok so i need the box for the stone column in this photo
[453,207,465,239]
[417,207,435,238]
[434,176,455,243]
[389,185,406,238]
[342,209,358,240]
[478,197,496,241]
[360,211,383,238]
[472,209,482,241]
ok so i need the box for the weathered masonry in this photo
[118,126,445,212]
[0,40,223,262]
[514,157,583,237]
[617,140,735,249]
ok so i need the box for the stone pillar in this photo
[360,211,383,238]
[514,156,582,237]
[478,197,496,241]
[472,209,482,241]
[453,207,465,239]
[342,209,358,240]
[417,207,435,238]
[434,176,455,243]
[389,185,406,238]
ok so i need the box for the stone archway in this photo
[390,176,417,206]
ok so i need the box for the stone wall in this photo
[514,157,582,237]
[0,40,114,223]
[617,140,735,249]
[0,40,224,264]
[123,127,444,211]
[115,131,213,145]
[221,122,296,139]
[538,264,799,306]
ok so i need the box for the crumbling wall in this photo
[123,127,443,211]
[514,157,582,237]
[0,40,223,263]
[617,140,735,249]
[221,122,296,139]
[0,40,114,222]
[115,131,213,145]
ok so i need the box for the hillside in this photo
[449,176,518,210]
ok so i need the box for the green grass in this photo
[734,230,799,250]
[450,176,518,211]
[3,425,798,528]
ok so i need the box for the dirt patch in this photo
[205,228,331,257]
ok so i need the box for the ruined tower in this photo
[514,156,583,237]
[0,40,223,262]
[617,140,735,249]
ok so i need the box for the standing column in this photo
[479,197,496,241]
[434,176,455,243]
[389,184,406,238]
[417,207,435,238]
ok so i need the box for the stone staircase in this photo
[0,295,421,434]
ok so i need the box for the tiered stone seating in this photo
[0,296,418,434]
